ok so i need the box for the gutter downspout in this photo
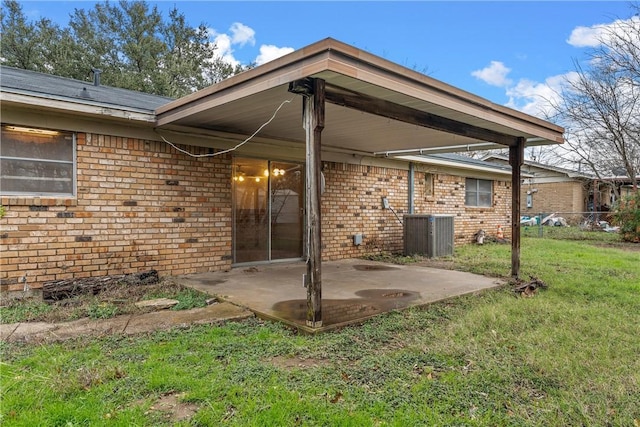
[408,162,415,214]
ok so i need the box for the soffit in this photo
[156,38,564,156]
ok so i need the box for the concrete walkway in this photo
[176,259,503,332]
[0,302,252,344]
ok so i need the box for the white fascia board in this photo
[1,91,157,122]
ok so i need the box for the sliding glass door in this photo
[233,158,303,264]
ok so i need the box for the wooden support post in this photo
[302,78,325,328]
[509,137,525,279]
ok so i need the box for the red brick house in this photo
[1,39,564,298]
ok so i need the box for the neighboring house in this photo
[0,38,563,296]
[482,154,593,219]
[597,174,640,205]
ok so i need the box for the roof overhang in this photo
[156,38,564,156]
[1,90,157,123]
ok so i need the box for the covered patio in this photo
[175,258,502,333]
[157,38,564,329]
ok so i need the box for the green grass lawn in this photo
[1,238,639,426]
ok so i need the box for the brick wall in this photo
[321,162,512,260]
[523,181,587,218]
[321,163,407,259]
[1,139,513,294]
[415,173,512,243]
[1,133,232,293]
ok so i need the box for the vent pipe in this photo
[91,68,102,86]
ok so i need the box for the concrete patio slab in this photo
[176,259,503,332]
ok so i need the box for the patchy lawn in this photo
[0,279,211,324]
[1,237,639,426]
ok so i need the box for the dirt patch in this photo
[269,355,331,369]
[136,392,199,422]
[593,242,640,252]
[1,279,207,324]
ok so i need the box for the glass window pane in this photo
[478,193,492,207]
[0,126,74,195]
[1,159,73,194]
[1,129,73,162]
[465,178,492,207]
[271,162,303,260]
[465,192,477,206]
[478,179,492,192]
[233,158,269,263]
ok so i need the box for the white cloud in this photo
[567,16,640,48]
[209,32,240,67]
[471,61,512,87]
[505,72,579,118]
[230,22,255,47]
[255,44,295,66]
[567,25,603,48]
[207,22,256,67]
[207,23,293,68]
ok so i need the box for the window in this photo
[1,125,75,196]
[465,178,492,207]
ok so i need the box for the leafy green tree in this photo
[0,0,244,97]
[0,0,51,70]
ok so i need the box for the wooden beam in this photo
[324,84,518,147]
[509,137,525,278]
[302,78,325,328]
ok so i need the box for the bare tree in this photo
[556,5,640,191]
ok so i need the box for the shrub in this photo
[612,190,640,242]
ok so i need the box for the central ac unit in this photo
[403,214,454,258]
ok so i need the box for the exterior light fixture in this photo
[4,125,60,136]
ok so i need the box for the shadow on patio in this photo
[175,259,503,332]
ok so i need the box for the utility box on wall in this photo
[403,214,454,258]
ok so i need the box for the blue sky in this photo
[18,1,635,118]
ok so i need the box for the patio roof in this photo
[156,38,563,155]
[156,38,565,328]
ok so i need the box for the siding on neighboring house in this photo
[484,155,591,219]
[523,180,587,216]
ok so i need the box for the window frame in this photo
[0,125,76,197]
[465,178,493,207]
